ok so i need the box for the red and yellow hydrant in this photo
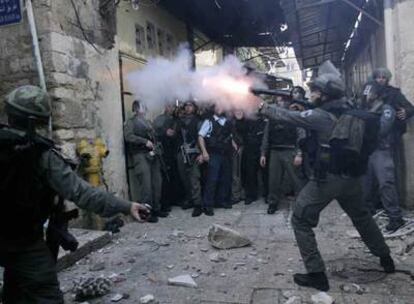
[76,138,109,187]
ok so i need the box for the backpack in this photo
[328,110,380,177]
[0,124,55,242]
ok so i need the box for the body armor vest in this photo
[268,121,297,148]
[205,118,233,155]
[0,126,55,244]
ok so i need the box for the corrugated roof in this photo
[160,0,289,47]
[280,0,366,69]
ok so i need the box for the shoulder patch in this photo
[51,148,78,168]
[384,109,393,119]
[300,110,313,118]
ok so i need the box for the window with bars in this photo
[146,21,156,50]
[135,24,145,54]
[166,33,175,56]
[157,28,165,55]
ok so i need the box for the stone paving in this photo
[59,199,414,304]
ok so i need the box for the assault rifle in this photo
[250,88,292,97]
[180,143,200,165]
[153,142,170,183]
[250,88,312,110]
[46,197,79,261]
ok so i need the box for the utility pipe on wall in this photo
[384,0,395,85]
[26,0,52,133]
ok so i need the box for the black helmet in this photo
[5,85,51,120]
[372,68,392,81]
[291,86,306,98]
[308,61,345,98]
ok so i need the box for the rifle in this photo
[179,126,200,166]
[180,143,200,165]
[250,88,312,110]
[46,197,79,261]
[153,142,170,183]
[250,88,292,97]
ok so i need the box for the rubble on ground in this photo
[208,224,252,249]
[167,274,198,288]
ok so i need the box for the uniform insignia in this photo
[300,110,313,118]
[384,109,392,119]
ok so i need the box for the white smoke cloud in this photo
[126,46,266,114]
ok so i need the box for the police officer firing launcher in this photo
[257,61,394,292]
[0,86,150,304]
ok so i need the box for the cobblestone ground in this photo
[60,199,414,304]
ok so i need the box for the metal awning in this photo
[160,0,289,47]
[280,0,367,69]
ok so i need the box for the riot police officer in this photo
[124,100,166,222]
[258,62,394,291]
[0,86,149,303]
[198,104,237,215]
[153,104,182,213]
[176,100,204,216]
[260,97,303,214]
[236,112,266,205]
[364,68,414,231]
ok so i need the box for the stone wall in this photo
[0,1,129,217]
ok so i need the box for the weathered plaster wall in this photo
[392,0,414,208]
[117,1,187,59]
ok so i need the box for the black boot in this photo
[156,210,169,218]
[192,207,203,217]
[147,214,159,223]
[267,204,278,214]
[385,218,405,233]
[245,199,254,205]
[380,255,395,273]
[182,203,193,210]
[204,208,214,216]
[293,272,330,291]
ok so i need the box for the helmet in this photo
[372,68,392,81]
[291,86,306,98]
[308,61,345,98]
[5,85,51,119]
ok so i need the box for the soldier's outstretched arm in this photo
[40,150,147,220]
[259,103,335,132]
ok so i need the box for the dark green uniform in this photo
[153,113,183,209]
[0,132,131,304]
[260,103,390,273]
[261,120,303,209]
[176,114,202,209]
[124,114,162,212]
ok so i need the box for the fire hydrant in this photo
[76,138,109,187]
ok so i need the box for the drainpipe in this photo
[384,0,395,85]
[26,0,52,133]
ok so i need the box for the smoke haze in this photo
[127,46,266,114]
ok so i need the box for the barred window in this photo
[157,28,165,55]
[146,21,156,50]
[166,33,175,56]
[135,24,145,54]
